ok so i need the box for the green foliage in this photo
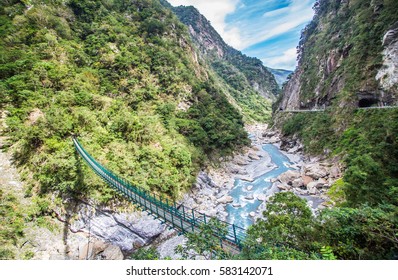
[242,192,398,260]
[130,247,159,260]
[320,246,336,260]
[317,206,398,259]
[21,251,35,260]
[281,112,335,154]
[327,178,346,206]
[245,192,317,255]
[282,109,398,208]
[175,218,230,260]
[0,190,25,259]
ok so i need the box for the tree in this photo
[244,192,318,257]
[317,206,398,259]
[175,218,230,260]
[344,154,385,207]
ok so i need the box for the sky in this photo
[168,0,316,70]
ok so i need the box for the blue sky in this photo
[168,0,316,70]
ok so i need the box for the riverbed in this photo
[226,143,294,228]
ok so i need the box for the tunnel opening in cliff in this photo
[358,98,379,108]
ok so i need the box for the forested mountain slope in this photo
[0,0,250,209]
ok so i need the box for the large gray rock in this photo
[79,240,108,260]
[305,164,329,180]
[307,179,327,190]
[292,178,304,188]
[157,230,186,260]
[307,184,318,195]
[71,206,166,253]
[278,170,301,185]
[195,171,217,189]
[217,196,233,204]
[101,245,124,260]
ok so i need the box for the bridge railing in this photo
[73,137,246,247]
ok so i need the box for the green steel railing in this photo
[73,137,246,250]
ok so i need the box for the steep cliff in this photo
[280,0,398,110]
[171,5,279,122]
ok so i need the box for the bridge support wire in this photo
[72,137,245,253]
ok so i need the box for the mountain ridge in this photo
[170,4,279,122]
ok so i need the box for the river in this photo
[226,143,294,229]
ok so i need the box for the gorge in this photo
[1,0,397,260]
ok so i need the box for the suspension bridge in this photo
[73,137,246,254]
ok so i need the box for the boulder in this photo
[292,178,304,188]
[246,185,253,191]
[287,146,300,154]
[294,188,308,195]
[101,245,124,260]
[248,153,260,160]
[302,175,314,186]
[256,194,267,201]
[307,184,318,195]
[263,131,276,138]
[329,165,341,178]
[240,176,254,182]
[235,157,248,166]
[245,193,255,200]
[277,170,301,185]
[217,196,234,204]
[305,164,329,179]
[277,183,290,191]
[267,136,280,144]
[249,212,256,218]
[307,179,327,190]
[79,240,108,260]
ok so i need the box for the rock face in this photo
[376,22,398,96]
[70,204,166,253]
[279,0,398,110]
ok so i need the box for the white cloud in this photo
[262,47,297,70]
[262,7,290,18]
[168,0,316,69]
[168,0,243,48]
[238,0,315,49]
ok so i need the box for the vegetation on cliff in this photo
[0,0,249,221]
[288,0,398,107]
